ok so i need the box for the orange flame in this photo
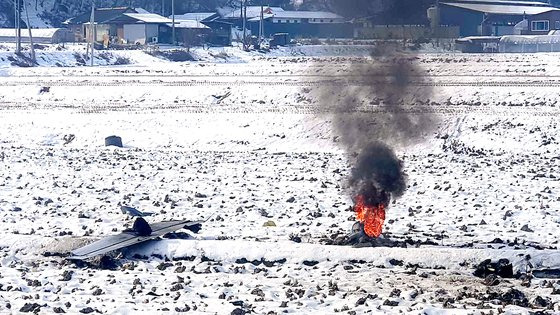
[354,195,386,238]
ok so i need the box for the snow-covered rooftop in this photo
[166,20,210,29]
[173,13,216,22]
[123,13,172,24]
[134,7,151,14]
[441,1,560,15]
[269,11,344,19]
[445,0,552,5]
[0,28,63,38]
[248,11,345,22]
[500,34,560,43]
[455,36,502,43]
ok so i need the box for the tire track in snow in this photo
[4,79,560,88]
[0,101,558,116]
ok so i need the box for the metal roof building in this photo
[113,13,172,24]
[256,11,345,20]
[166,21,210,29]
[438,0,560,36]
[441,0,559,15]
[246,9,352,38]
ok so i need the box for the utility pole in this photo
[24,0,35,64]
[90,3,95,66]
[172,0,176,45]
[259,3,264,41]
[162,0,165,16]
[15,0,21,54]
[14,0,17,52]
[17,0,21,52]
[242,0,248,50]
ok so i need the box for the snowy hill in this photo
[0,0,161,28]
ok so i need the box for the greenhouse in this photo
[499,35,560,52]
[0,28,73,44]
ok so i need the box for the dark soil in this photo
[146,50,195,62]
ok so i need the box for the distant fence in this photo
[354,25,460,40]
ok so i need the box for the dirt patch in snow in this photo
[145,49,195,62]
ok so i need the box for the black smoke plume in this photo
[314,1,438,207]
[350,143,406,207]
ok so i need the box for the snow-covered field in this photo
[1,48,560,314]
[0,42,377,68]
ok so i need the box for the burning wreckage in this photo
[69,148,403,262]
[333,143,410,247]
[68,136,410,262]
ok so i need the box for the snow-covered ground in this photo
[0,42,376,68]
[1,48,560,314]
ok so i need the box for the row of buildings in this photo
[0,6,351,46]
[430,0,560,52]
[5,1,560,49]
[62,6,352,47]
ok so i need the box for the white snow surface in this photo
[124,13,173,24]
[0,47,560,314]
[0,43,376,68]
